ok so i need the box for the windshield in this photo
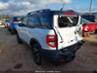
[58,16,78,27]
[81,18,91,24]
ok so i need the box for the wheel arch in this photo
[30,38,41,48]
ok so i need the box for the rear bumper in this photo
[41,41,84,63]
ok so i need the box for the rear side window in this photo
[39,13,53,28]
[58,16,78,27]
[27,13,53,29]
[27,15,40,27]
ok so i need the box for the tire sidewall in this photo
[32,43,41,65]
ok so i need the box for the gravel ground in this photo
[0,28,97,73]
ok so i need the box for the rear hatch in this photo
[54,14,82,49]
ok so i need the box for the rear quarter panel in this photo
[26,28,56,50]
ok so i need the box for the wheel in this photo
[16,34,23,44]
[31,43,42,65]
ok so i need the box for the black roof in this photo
[27,9,79,16]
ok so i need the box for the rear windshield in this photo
[58,16,78,27]
[13,17,23,22]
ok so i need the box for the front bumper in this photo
[41,41,84,63]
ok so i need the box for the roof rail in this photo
[27,9,51,16]
[36,9,51,13]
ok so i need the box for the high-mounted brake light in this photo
[64,12,76,16]
[46,34,57,48]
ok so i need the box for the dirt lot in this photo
[0,28,97,73]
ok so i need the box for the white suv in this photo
[16,9,83,65]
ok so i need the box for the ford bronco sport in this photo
[16,9,83,65]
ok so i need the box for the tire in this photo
[31,43,42,65]
[16,34,23,44]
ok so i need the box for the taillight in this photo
[84,26,88,31]
[46,34,57,48]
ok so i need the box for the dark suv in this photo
[8,16,23,34]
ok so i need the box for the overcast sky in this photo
[0,0,97,16]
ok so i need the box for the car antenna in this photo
[54,0,65,45]
[60,0,65,12]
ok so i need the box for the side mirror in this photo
[18,23,25,27]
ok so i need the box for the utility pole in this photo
[89,0,93,14]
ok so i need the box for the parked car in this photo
[81,18,97,33]
[16,9,83,65]
[8,16,23,34]
[82,14,95,22]
[4,19,11,28]
[0,20,5,28]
